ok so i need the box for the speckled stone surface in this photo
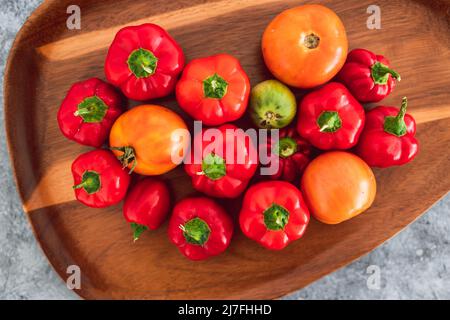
[0,0,448,300]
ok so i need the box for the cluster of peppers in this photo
[57,22,419,261]
[296,48,418,168]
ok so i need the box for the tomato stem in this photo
[111,146,137,174]
[304,33,320,49]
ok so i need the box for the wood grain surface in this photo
[4,0,450,299]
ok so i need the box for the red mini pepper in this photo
[259,127,312,182]
[168,197,233,261]
[105,23,185,101]
[297,82,365,150]
[176,54,250,126]
[57,78,122,147]
[239,181,310,250]
[185,124,258,198]
[356,97,418,168]
[337,48,401,103]
[72,150,130,208]
[123,178,171,241]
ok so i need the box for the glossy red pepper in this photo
[123,178,171,241]
[57,78,122,147]
[356,97,418,168]
[297,82,365,150]
[105,23,184,101]
[168,197,233,261]
[239,181,310,250]
[176,54,250,126]
[259,127,312,182]
[185,124,258,198]
[72,150,130,208]
[337,48,401,103]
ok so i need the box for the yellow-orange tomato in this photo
[110,105,189,175]
[262,4,348,88]
[301,151,376,224]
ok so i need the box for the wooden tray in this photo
[4,0,450,299]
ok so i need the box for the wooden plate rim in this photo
[3,0,449,300]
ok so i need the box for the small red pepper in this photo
[259,127,312,182]
[185,124,258,198]
[57,78,122,147]
[337,48,401,103]
[123,178,171,241]
[168,197,233,261]
[356,97,418,168]
[176,54,250,126]
[105,23,185,101]
[72,150,130,208]
[297,82,365,150]
[239,181,310,250]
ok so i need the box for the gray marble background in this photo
[0,0,448,300]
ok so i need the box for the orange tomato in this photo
[262,4,348,88]
[110,105,189,175]
[301,151,376,224]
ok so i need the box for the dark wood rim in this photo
[2,0,78,299]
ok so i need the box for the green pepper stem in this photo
[73,170,101,194]
[74,109,92,116]
[276,137,298,158]
[317,111,342,133]
[72,182,85,189]
[263,203,290,231]
[202,153,226,180]
[384,97,408,137]
[127,48,158,78]
[180,218,211,245]
[74,96,108,123]
[131,223,148,242]
[203,73,228,99]
[371,62,401,85]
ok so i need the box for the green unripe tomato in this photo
[249,80,297,129]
